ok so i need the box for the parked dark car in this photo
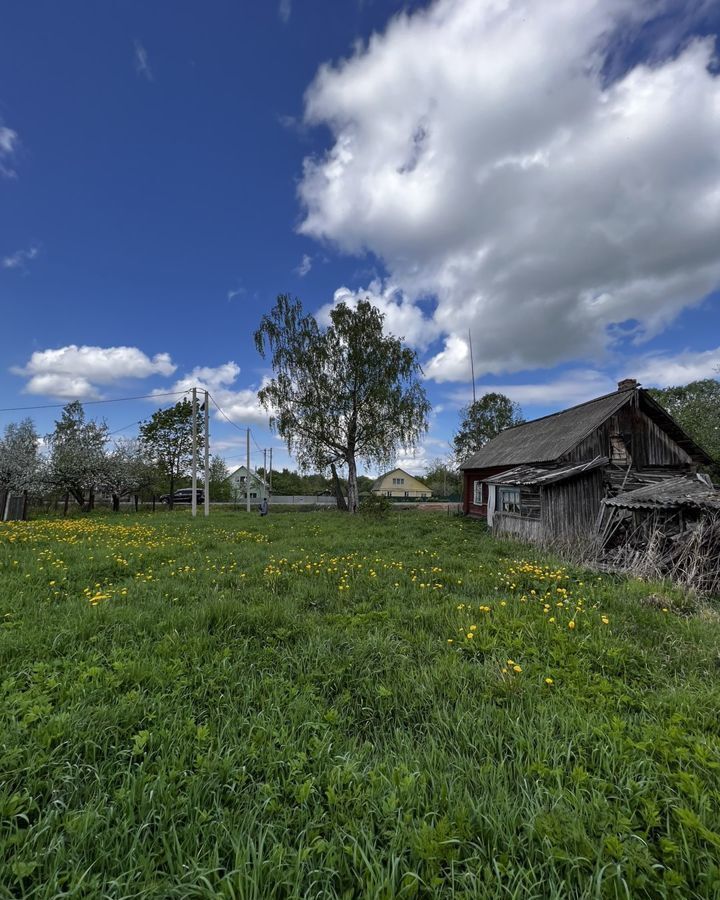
[160,488,204,505]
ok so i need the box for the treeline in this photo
[255,468,375,497]
[0,399,231,513]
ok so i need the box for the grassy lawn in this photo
[1,509,720,899]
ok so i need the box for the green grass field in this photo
[1,509,719,899]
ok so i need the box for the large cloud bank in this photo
[298,0,720,381]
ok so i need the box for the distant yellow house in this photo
[371,468,432,499]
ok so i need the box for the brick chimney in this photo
[617,378,639,392]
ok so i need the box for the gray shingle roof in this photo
[459,391,631,469]
[460,388,714,469]
[485,457,608,485]
[602,475,720,511]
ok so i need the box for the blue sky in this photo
[1,0,719,476]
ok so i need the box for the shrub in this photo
[359,492,391,517]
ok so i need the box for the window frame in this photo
[473,480,483,505]
[499,487,521,515]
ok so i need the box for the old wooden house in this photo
[460,379,714,542]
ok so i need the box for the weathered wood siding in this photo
[564,404,692,468]
[520,485,541,519]
[493,513,542,542]
[541,470,604,538]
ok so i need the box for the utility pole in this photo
[468,328,476,405]
[191,387,198,518]
[268,448,273,495]
[204,390,210,517]
[263,448,267,482]
[246,428,251,513]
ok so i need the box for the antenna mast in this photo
[468,328,476,404]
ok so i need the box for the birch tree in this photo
[255,295,430,513]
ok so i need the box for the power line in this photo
[106,419,143,437]
[207,393,264,442]
[207,393,245,432]
[0,389,191,414]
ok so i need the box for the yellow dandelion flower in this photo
[568,620,576,630]
[513,665,522,673]
[545,677,554,685]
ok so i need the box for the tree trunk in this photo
[330,462,348,511]
[88,487,95,511]
[347,455,359,514]
[69,488,85,510]
[169,472,174,510]
[63,493,69,516]
[112,493,120,512]
[152,495,156,513]
[134,494,139,512]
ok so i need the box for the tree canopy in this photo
[45,402,109,510]
[139,398,203,507]
[102,438,153,511]
[453,392,524,464]
[649,378,720,469]
[423,458,461,499]
[255,296,430,512]
[0,419,41,498]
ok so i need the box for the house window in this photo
[473,480,483,505]
[250,492,257,499]
[499,487,521,514]
[404,491,409,497]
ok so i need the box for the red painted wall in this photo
[462,466,513,517]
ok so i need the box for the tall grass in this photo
[1,509,719,898]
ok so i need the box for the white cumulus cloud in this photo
[317,280,440,350]
[0,124,19,178]
[152,362,271,426]
[296,254,313,277]
[3,246,39,270]
[134,40,153,81]
[13,345,177,399]
[298,0,720,381]
[632,347,720,386]
[278,0,291,24]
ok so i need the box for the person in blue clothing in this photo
[259,497,269,516]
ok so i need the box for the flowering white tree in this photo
[0,419,42,510]
[45,402,108,511]
[102,438,153,511]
